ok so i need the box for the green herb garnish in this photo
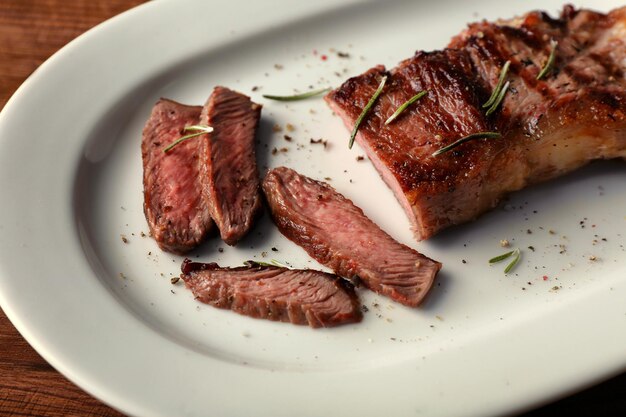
[244,259,288,268]
[504,248,521,274]
[489,250,514,264]
[485,81,510,116]
[489,248,521,274]
[384,90,428,125]
[483,60,511,109]
[536,40,558,80]
[432,131,501,156]
[163,125,213,153]
[262,87,331,101]
[349,75,387,149]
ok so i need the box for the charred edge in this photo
[560,5,579,21]
[181,258,220,275]
[332,274,359,292]
[329,66,387,108]
[537,10,569,28]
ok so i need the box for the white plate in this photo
[0,0,625,416]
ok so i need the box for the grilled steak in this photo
[142,99,214,254]
[262,167,441,307]
[180,259,362,328]
[326,6,626,241]
[200,87,263,245]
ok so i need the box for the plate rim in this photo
[0,1,625,416]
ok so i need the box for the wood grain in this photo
[0,311,124,416]
[0,0,145,110]
[0,0,624,416]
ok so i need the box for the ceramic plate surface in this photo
[0,0,625,416]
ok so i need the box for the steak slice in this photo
[262,167,442,307]
[180,259,362,328]
[325,6,626,241]
[200,86,263,245]
[142,99,214,254]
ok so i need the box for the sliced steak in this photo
[325,6,626,241]
[200,86,263,245]
[262,167,442,307]
[142,99,214,254]
[181,259,362,328]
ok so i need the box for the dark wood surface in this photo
[0,1,624,416]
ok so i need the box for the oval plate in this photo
[0,0,625,416]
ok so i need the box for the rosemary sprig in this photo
[384,90,428,125]
[485,80,510,116]
[349,75,387,149]
[163,125,213,153]
[432,131,501,156]
[489,248,522,274]
[489,250,514,264]
[504,248,521,274]
[244,259,288,268]
[536,40,558,80]
[483,60,511,109]
[262,87,330,101]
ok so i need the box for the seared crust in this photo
[326,6,626,240]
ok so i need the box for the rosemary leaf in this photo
[385,90,428,125]
[163,125,214,153]
[262,87,330,101]
[483,60,511,109]
[349,75,388,149]
[536,40,558,80]
[184,124,215,132]
[244,259,288,268]
[432,131,501,157]
[489,250,514,264]
[485,81,510,116]
[504,248,521,274]
[162,131,205,153]
[270,259,288,267]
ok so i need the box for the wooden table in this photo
[0,1,625,416]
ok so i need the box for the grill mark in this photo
[508,58,547,99]
[413,51,483,136]
[472,26,561,105]
[500,25,544,50]
[561,61,596,85]
[497,25,563,101]
[467,33,507,66]
[588,51,624,79]
[538,11,568,28]
[418,54,459,134]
